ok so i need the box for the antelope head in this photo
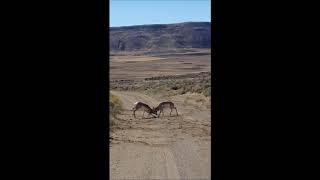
[151,107,158,116]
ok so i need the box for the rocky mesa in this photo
[110,22,211,51]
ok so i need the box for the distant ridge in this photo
[110,22,211,51]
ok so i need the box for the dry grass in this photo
[109,93,122,127]
[183,94,210,109]
[110,49,211,81]
[110,72,211,98]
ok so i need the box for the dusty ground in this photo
[110,91,211,180]
[110,49,211,80]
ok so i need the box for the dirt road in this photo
[110,91,211,180]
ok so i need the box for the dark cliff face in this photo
[110,22,211,51]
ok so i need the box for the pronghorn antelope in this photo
[132,102,157,118]
[154,101,178,117]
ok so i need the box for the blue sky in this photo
[110,0,211,27]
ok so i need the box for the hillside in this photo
[110,22,211,51]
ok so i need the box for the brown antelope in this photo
[153,101,178,117]
[132,102,157,118]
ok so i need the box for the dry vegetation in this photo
[109,93,122,127]
[110,71,211,98]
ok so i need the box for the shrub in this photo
[109,94,122,126]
